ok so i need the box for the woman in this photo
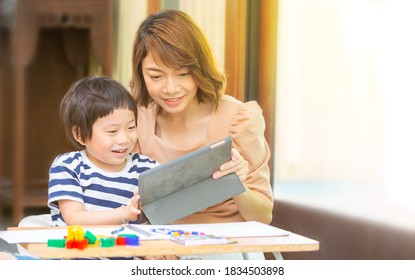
[131,10,273,226]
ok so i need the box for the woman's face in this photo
[141,54,198,114]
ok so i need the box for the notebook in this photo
[138,137,246,225]
[170,234,235,246]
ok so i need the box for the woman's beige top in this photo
[135,95,273,224]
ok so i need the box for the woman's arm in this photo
[225,101,274,224]
[212,147,273,224]
[233,186,273,224]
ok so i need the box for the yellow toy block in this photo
[67,225,85,241]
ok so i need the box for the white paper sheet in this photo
[0,222,290,244]
[146,222,290,238]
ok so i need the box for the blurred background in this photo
[1,0,415,259]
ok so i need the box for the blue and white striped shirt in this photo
[48,150,158,226]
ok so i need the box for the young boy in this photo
[0,76,157,260]
[48,76,158,226]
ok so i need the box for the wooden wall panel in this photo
[0,0,113,225]
[258,0,277,176]
[225,0,277,177]
[148,0,161,14]
[224,0,247,102]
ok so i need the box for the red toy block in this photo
[66,239,88,250]
[66,240,75,249]
[116,236,126,246]
[78,239,89,250]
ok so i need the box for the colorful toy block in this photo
[116,236,126,246]
[47,239,66,248]
[100,237,116,248]
[84,230,97,244]
[118,234,140,246]
[66,238,88,250]
[46,225,142,250]
[67,225,85,241]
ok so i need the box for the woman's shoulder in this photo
[219,95,263,114]
[218,95,264,126]
[210,95,265,141]
[219,95,243,108]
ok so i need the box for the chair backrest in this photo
[18,214,51,227]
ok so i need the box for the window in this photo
[274,0,415,229]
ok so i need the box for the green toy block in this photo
[84,230,97,244]
[47,239,66,248]
[100,237,116,247]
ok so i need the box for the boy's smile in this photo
[80,109,137,172]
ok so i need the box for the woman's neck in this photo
[156,101,214,147]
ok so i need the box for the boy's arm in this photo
[58,192,141,226]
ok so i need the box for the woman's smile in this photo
[163,96,183,106]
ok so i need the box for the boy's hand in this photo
[125,190,141,222]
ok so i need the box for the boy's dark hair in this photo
[60,76,137,150]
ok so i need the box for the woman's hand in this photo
[212,148,249,182]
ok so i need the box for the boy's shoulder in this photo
[52,150,85,166]
[54,150,82,160]
[130,152,158,166]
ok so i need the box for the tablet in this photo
[138,136,246,225]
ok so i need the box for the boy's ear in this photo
[72,126,85,146]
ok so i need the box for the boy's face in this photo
[82,109,137,172]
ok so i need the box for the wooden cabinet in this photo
[0,0,113,225]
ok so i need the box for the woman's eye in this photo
[149,75,162,80]
[178,72,190,77]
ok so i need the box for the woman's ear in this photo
[72,126,85,146]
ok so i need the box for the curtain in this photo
[112,0,147,88]
[275,0,415,189]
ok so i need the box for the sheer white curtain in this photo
[381,1,415,205]
[275,0,415,205]
[179,0,225,71]
[112,0,147,87]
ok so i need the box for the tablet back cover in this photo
[138,137,246,225]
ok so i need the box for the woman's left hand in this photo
[213,148,248,182]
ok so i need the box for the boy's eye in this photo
[128,126,136,130]
[107,130,117,134]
